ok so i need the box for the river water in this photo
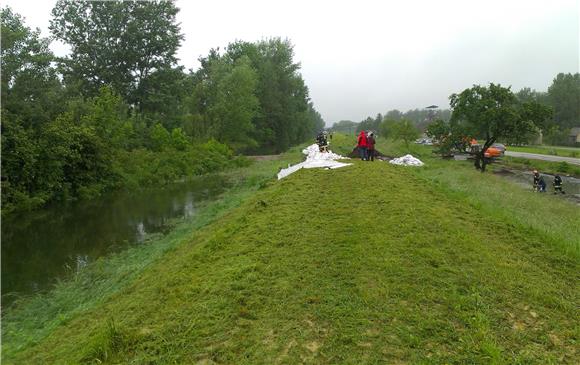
[1,175,228,303]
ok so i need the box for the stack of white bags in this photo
[388,154,424,166]
[277,144,351,180]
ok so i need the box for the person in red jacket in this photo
[366,131,376,161]
[357,130,368,160]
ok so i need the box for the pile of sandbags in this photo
[389,154,424,166]
[277,144,351,179]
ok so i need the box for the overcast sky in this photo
[3,0,579,125]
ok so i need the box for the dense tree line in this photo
[330,108,451,136]
[331,72,578,147]
[514,73,580,145]
[1,2,324,213]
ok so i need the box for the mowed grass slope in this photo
[12,158,579,364]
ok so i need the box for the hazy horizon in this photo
[3,0,579,126]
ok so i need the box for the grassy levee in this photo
[1,146,305,362]
[4,135,579,364]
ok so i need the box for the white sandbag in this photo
[389,154,424,166]
[277,144,351,179]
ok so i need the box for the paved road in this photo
[505,151,580,165]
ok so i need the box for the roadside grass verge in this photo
[508,145,580,158]
[6,141,579,364]
[498,156,580,177]
[1,147,305,360]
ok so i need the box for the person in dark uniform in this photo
[316,131,328,152]
[537,176,547,192]
[366,132,376,161]
[553,175,565,194]
[532,170,541,192]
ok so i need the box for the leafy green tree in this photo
[80,87,134,149]
[330,120,357,134]
[38,114,113,201]
[208,56,259,151]
[385,109,403,121]
[306,102,326,135]
[170,128,189,151]
[0,115,42,211]
[504,101,552,145]
[224,38,312,152]
[356,115,382,133]
[149,123,171,151]
[547,73,580,129]
[543,126,571,146]
[50,0,183,108]
[450,83,551,171]
[379,119,395,138]
[136,66,190,129]
[1,6,64,127]
[390,119,420,148]
[515,87,546,103]
[425,119,469,156]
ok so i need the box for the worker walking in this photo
[553,175,565,194]
[366,131,376,161]
[533,170,541,192]
[538,176,547,193]
[357,130,368,160]
[316,131,328,152]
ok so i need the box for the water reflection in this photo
[1,175,227,302]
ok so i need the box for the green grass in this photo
[3,137,579,364]
[508,145,580,158]
[499,156,580,177]
[1,147,305,361]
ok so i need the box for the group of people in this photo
[533,170,565,194]
[357,130,376,161]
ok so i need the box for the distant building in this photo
[569,127,580,144]
[533,130,543,145]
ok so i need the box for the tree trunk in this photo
[481,156,488,172]
[474,152,482,170]
[478,136,496,173]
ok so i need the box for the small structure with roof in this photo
[569,127,580,144]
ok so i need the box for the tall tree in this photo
[225,38,312,152]
[390,119,420,148]
[50,0,183,109]
[1,6,63,127]
[450,83,551,171]
[547,73,580,129]
[385,109,403,121]
[207,56,260,151]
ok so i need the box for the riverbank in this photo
[1,145,305,361]
[2,140,247,216]
[498,156,580,177]
[3,136,578,364]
